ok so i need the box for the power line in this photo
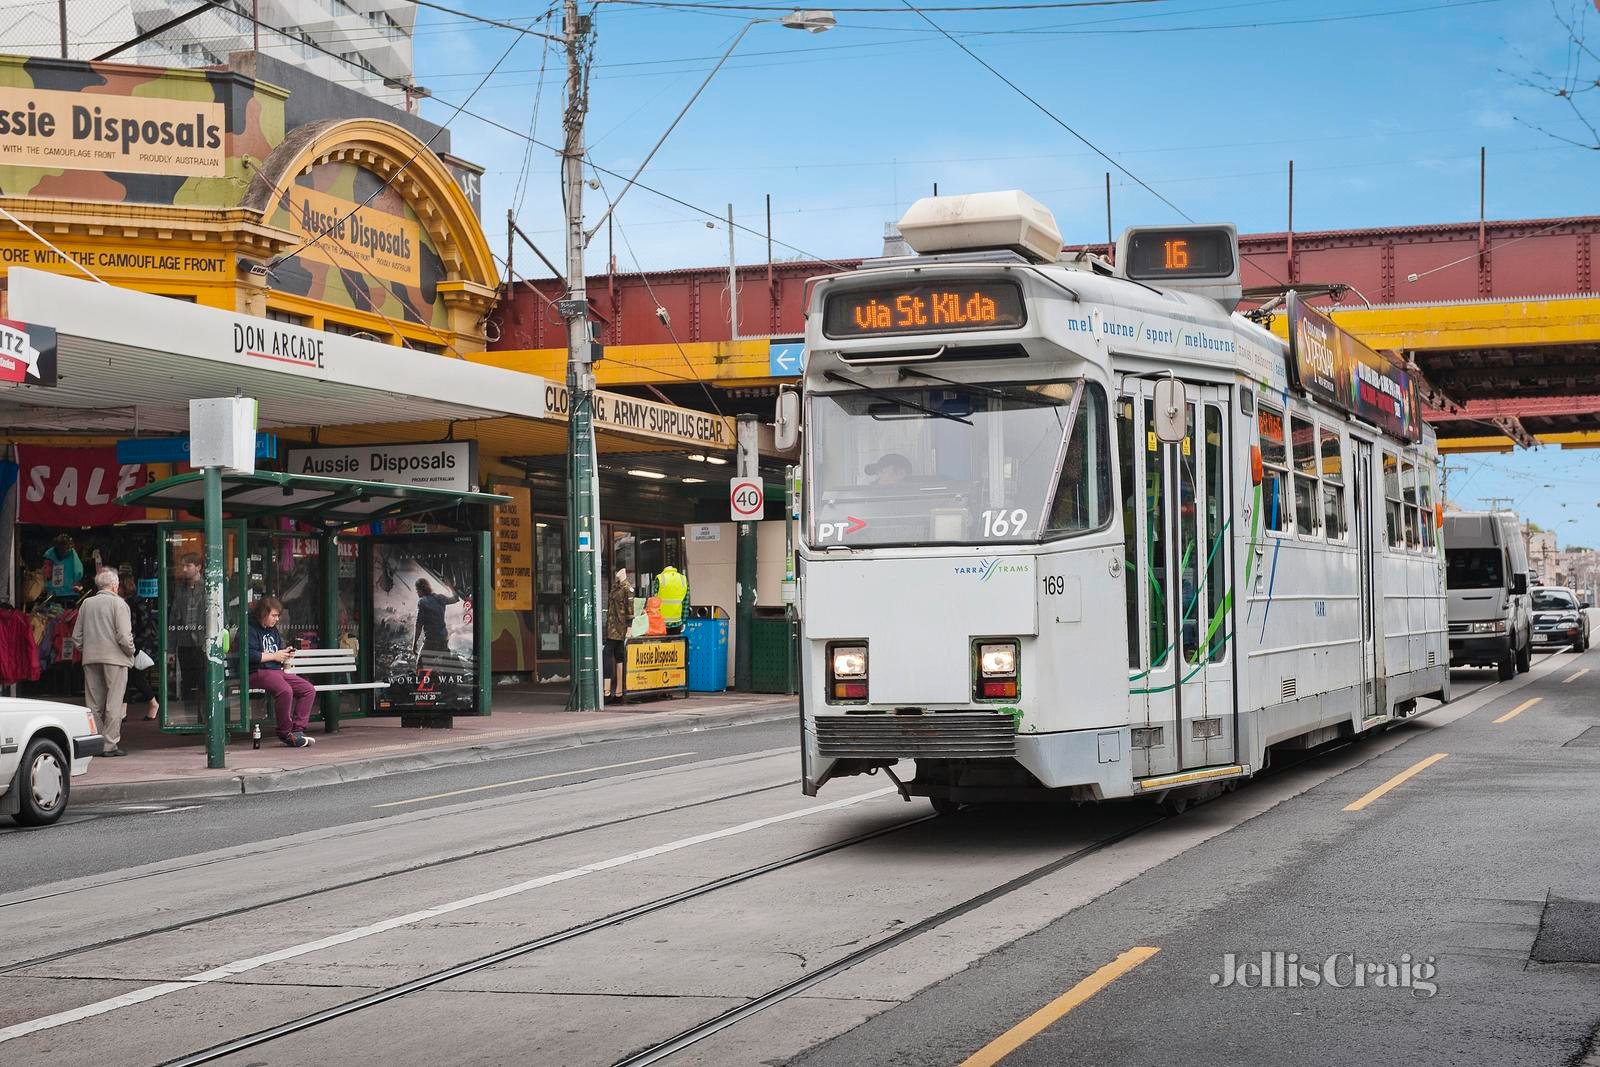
[896,0,1192,221]
[255,6,548,274]
[601,0,1172,10]
[439,92,856,269]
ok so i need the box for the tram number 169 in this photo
[981,509,1027,537]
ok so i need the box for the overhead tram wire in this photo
[600,0,1174,10]
[436,92,856,271]
[593,171,730,421]
[895,0,1193,223]
[227,3,553,278]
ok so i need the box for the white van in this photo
[1,698,105,826]
[1444,511,1533,680]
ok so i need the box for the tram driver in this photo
[865,452,913,486]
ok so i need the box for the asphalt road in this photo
[0,650,1593,1067]
[0,716,799,894]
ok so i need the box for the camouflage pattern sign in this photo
[0,84,225,175]
[267,161,448,328]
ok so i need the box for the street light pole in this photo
[554,6,832,712]
[563,0,601,712]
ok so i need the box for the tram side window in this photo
[1401,459,1421,550]
[1045,383,1112,537]
[1418,459,1437,550]
[1258,405,1289,533]
[1383,451,1404,548]
[1290,414,1319,536]
[1320,425,1346,542]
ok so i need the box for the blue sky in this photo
[405,0,1598,542]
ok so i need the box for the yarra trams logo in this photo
[953,559,1028,582]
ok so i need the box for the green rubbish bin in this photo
[750,610,795,694]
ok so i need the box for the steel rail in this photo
[156,811,938,1067]
[610,813,1165,1066]
[0,775,800,974]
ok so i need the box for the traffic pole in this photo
[202,464,227,769]
[735,414,759,691]
[562,0,600,712]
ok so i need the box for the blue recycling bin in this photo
[684,615,729,692]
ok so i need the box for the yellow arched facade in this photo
[0,57,498,356]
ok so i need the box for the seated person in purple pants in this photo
[247,596,318,748]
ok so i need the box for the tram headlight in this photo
[831,645,868,678]
[974,640,1020,701]
[827,643,869,703]
[978,643,1018,677]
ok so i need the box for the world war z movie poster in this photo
[370,536,478,713]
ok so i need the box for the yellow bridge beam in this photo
[1437,431,1600,454]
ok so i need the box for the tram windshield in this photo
[808,379,1111,547]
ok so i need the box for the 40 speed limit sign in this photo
[730,477,764,520]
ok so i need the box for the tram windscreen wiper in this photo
[896,368,1064,407]
[821,371,973,425]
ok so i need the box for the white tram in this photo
[792,191,1449,811]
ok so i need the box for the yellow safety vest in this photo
[656,567,687,622]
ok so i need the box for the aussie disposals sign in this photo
[287,442,478,492]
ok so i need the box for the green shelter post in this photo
[734,415,759,691]
[202,464,227,769]
[320,530,341,733]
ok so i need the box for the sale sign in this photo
[17,445,150,525]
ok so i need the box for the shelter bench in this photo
[242,648,387,731]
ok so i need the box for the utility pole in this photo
[562,0,600,711]
[727,203,739,340]
[734,415,759,691]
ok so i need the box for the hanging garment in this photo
[0,608,41,684]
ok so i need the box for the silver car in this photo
[1530,586,1592,652]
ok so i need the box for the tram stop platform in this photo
[72,689,797,805]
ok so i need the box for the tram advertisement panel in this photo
[1287,291,1421,442]
[370,535,478,713]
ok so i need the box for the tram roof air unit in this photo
[896,190,1063,265]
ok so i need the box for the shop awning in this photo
[0,268,545,434]
[118,470,511,528]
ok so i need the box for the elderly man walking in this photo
[73,569,135,757]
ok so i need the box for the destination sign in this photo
[1286,291,1421,442]
[1124,227,1235,281]
[822,280,1025,339]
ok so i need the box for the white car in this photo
[1,698,105,826]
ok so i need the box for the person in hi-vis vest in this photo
[653,566,688,631]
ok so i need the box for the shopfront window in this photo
[161,527,245,730]
[534,519,567,657]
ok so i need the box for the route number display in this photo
[730,477,764,520]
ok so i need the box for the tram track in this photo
[0,774,802,976]
[155,810,942,1067]
[13,663,1552,1062]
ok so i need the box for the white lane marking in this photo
[370,752,697,809]
[0,786,896,1045]
[149,806,203,816]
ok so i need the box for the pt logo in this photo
[816,516,867,543]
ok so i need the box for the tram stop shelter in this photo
[0,268,546,768]
[119,471,510,760]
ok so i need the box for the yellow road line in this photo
[1343,753,1447,812]
[1494,697,1542,724]
[959,947,1159,1067]
[1564,669,1590,684]
[371,752,696,808]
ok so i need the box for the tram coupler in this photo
[880,764,912,802]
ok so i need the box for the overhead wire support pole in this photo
[563,0,601,713]
[511,218,567,285]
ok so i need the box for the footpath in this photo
[76,687,797,805]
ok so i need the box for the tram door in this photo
[1351,439,1379,715]
[1123,381,1237,778]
